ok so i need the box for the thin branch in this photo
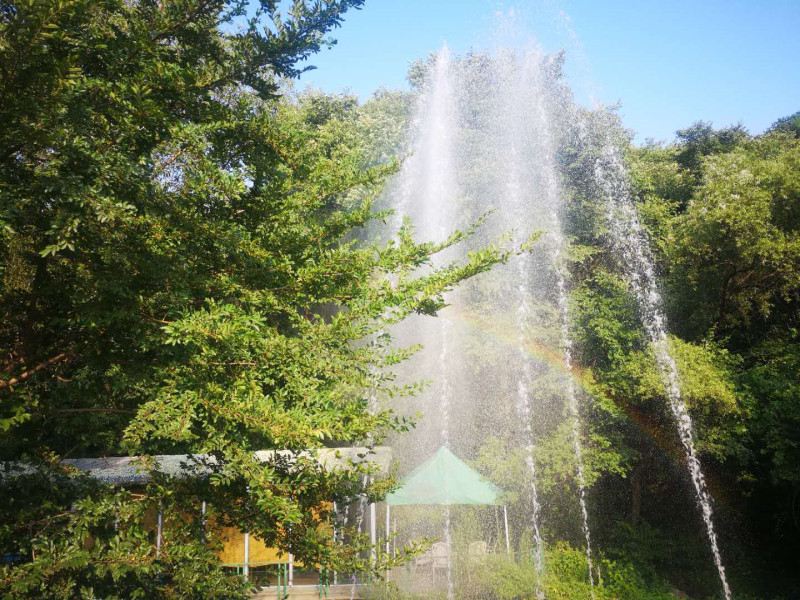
[0,352,71,390]
[55,408,135,415]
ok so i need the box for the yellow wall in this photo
[138,504,334,567]
[216,503,333,567]
[216,525,285,566]
[138,507,285,566]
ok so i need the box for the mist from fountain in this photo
[383,45,602,599]
[498,49,595,593]
[440,319,455,600]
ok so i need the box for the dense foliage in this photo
[0,2,506,597]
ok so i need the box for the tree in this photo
[0,1,507,597]
[674,121,750,176]
[668,132,800,339]
[768,111,800,137]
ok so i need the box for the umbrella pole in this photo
[503,505,511,555]
[494,506,500,550]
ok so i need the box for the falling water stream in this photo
[495,51,551,592]
[497,48,595,594]
[554,254,595,594]
[592,131,732,600]
[513,251,546,592]
[514,50,595,592]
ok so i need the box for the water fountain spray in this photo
[387,45,608,599]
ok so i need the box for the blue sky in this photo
[295,0,800,143]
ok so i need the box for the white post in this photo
[243,484,250,581]
[369,502,377,564]
[243,532,250,581]
[392,518,397,558]
[503,505,511,555]
[495,505,500,548]
[288,553,294,586]
[156,505,163,558]
[332,501,338,585]
[385,504,392,581]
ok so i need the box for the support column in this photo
[288,553,294,587]
[156,504,163,559]
[494,506,500,548]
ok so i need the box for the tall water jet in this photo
[523,52,596,592]
[393,47,459,231]
[380,26,734,597]
[490,48,594,592]
[524,129,594,583]
[427,49,458,600]
[592,125,732,600]
[390,46,461,600]
[495,67,546,579]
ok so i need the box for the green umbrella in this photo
[386,446,502,506]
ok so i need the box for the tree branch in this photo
[0,352,71,390]
[55,408,135,415]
